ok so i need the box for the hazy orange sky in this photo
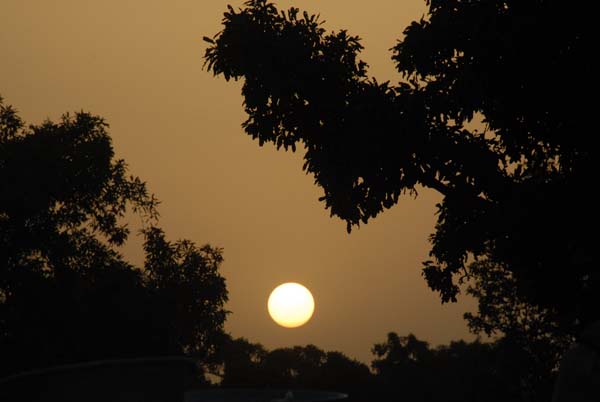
[1,0,477,363]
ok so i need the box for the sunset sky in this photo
[1,0,478,363]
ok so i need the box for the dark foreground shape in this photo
[552,321,600,402]
[185,388,348,401]
[0,357,197,402]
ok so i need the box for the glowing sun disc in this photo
[268,283,315,328]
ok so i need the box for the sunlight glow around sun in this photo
[268,283,315,328]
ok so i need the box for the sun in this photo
[268,283,315,328]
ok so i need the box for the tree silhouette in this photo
[371,333,435,401]
[464,260,572,393]
[208,331,563,401]
[203,0,595,336]
[216,336,269,386]
[214,336,371,399]
[142,226,228,368]
[369,331,559,402]
[0,97,228,378]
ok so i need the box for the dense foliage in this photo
[213,332,552,402]
[217,337,371,391]
[0,97,228,377]
[204,0,595,337]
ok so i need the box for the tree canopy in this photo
[203,0,595,334]
[212,332,551,402]
[214,336,373,400]
[0,97,228,377]
[370,331,559,402]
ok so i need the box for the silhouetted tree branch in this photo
[203,0,596,335]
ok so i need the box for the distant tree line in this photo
[213,331,557,402]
